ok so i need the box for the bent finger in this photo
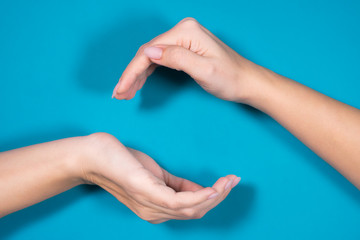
[164,171,204,192]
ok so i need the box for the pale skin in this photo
[112,17,360,189]
[0,133,240,222]
[1,17,359,223]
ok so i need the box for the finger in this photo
[169,176,236,220]
[177,179,203,191]
[186,175,236,215]
[213,175,234,190]
[209,175,237,203]
[231,176,241,188]
[143,175,239,220]
[125,80,139,100]
[199,175,240,216]
[112,53,152,100]
[165,171,204,192]
[138,63,157,90]
[112,17,209,100]
[127,63,157,99]
[123,162,214,212]
[158,185,217,210]
[143,44,210,82]
[169,175,236,211]
[112,42,161,100]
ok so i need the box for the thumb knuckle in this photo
[163,47,185,70]
[179,17,200,29]
[181,208,197,218]
[204,61,217,77]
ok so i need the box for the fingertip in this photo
[112,82,120,99]
[225,174,238,180]
[112,90,117,99]
[224,174,241,188]
[231,177,241,188]
[212,176,228,186]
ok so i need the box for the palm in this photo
[127,148,203,192]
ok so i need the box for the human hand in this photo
[80,133,240,224]
[112,17,268,103]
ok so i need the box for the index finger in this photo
[112,19,192,100]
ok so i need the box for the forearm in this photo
[0,137,85,217]
[245,68,360,188]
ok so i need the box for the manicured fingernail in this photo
[225,180,233,190]
[208,192,219,199]
[144,47,162,59]
[112,83,119,98]
[231,177,241,188]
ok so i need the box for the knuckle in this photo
[168,200,180,210]
[179,17,199,28]
[159,199,178,209]
[164,47,183,70]
[86,132,118,146]
[204,62,217,77]
[158,200,171,209]
[83,132,124,159]
[165,46,178,57]
[181,208,197,218]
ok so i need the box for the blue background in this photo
[0,0,359,239]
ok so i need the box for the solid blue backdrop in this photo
[0,0,359,239]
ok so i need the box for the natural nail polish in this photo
[144,46,163,59]
[112,83,119,98]
[208,192,219,199]
[225,180,233,190]
[231,177,241,188]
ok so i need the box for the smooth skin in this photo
[0,132,240,223]
[112,17,360,189]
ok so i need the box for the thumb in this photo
[143,45,208,80]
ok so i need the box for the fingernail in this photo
[225,180,233,190]
[231,177,241,188]
[208,192,219,199]
[112,83,119,98]
[144,46,163,59]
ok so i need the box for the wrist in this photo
[64,157,86,187]
[234,61,280,110]
[62,136,97,186]
[72,132,128,185]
